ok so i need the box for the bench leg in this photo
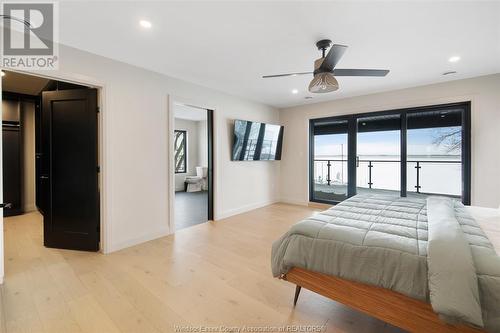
[293,285,302,306]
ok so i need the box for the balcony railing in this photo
[313,158,461,196]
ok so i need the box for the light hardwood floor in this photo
[1,205,403,333]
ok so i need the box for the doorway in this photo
[172,103,214,230]
[2,70,101,252]
[309,102,471,205]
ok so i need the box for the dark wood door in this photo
[35,101,45,214]
[41,89,99,251]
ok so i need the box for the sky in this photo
[314,127,461,157]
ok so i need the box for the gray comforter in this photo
[271,194,500,332]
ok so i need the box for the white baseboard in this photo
[216,199,278,220]
[106,198,301,252]
[107,200,275,252]
[107,227,170,253]
[279,197,308,206]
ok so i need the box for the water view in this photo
[313,126,462,199]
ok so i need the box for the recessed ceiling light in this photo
[139,20,152,29]
[292,89,298,94]
[448,56,460,63]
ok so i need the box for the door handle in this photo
[0,203,12,209]
[40,175,49,180]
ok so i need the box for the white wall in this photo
[0,42,280,274]
[279,74,500,208]
[174,118,199,191]
[197,119,208,167]
[21,101,36,212]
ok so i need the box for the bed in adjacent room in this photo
[271,194,500,333]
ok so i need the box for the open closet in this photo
[2,70,100,251]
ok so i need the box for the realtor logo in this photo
[1,1,58,69]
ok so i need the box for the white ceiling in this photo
[174,103,207,121]
[58,1,500,108]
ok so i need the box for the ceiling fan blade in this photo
[262,72,312,78]
[318,44,348,72]
[332,69,390,77]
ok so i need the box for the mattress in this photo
[271,194,500,332]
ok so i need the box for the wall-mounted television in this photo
[231,119,284,161]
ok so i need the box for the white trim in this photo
[107,227,170,253]
[167,96,175,232]
[279,197,308,206]
[216,200,278,220]
[167,95,218,232]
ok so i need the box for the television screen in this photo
[231,119,284,161]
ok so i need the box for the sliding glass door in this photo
[406,107,464,197]
[310,119,349,202]
[309,102,471,205]
[356,114,401,195]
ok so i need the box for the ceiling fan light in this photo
[308,72,338,93]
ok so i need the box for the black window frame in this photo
[309,101,471,205]
[174,130,187,174]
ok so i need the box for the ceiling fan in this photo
[262,39,390,93]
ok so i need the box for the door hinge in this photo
[97,166,100,173]
[97,107,100,114]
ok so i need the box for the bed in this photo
[271,194,500,332]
